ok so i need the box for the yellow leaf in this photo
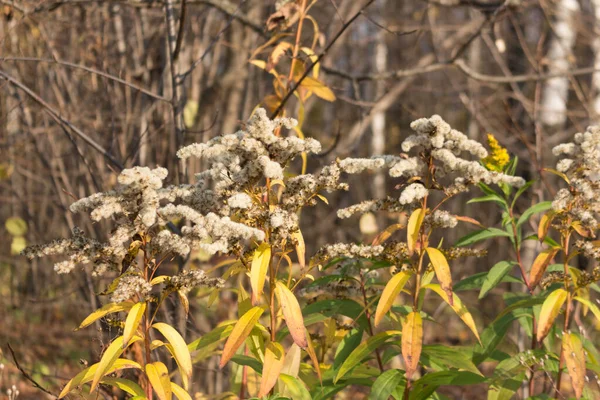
[372,223,405,246]
[11,236,26,255]
[292,230,306,268]
[146,361,172,400]
[537,288,568,343]
[374,270,412,326]
[258,342,286,397]
[150,275,169,285]
[183,100,199,128]
[538,211,555,242]
[123,302,146,348]
[178,290,190,315]
[316,194,329,204]
[5,217,27,236]
[305,329,322,383]
[529,248,559,289]
[402,312,423,379]
[91,335,141,393]
[275,281,308,348]
[100,377,145,397]
[425,247,453,306]
[407,208,425,256]
[152,323,193,381]
[220,306,265,368]
[59,359,141,398]
[425,284,481,344]
[171,382,192,400]
[267,41,293,72]
[562,333,586,399]
[77,301,134,331]
[250,243,272,305]
[574,296,600,321]
[299,76,336,101]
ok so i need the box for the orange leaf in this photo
[402,312,423,379]
[372,223,405,246]
[407,208,425,256]
[275,281,308,348]
[374,270,412,327]
[258,342,286,397]
[305,330,322,383]
[425,247,453,306]
[562,333,586,399]
[219,306,264,368]
[536,288,568,343]
[529,248,559,289]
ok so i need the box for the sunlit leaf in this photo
[123,302,146,348]
[574,296,600,322]
[426,248,453,306]
[5,217,27,236]
[299,76,336,101]
[258,341,285,397]
[292,230,306,268]
[146,361,172,400]
[536,288,568,343]
[91,335,141,393]
[424,284,480,344]
[369,369,406,400]
[479,261,516,299]
[529,248,559,289]
[374,270,412,326]
[275,281,308,348]
[250,243,271,304]
[456,228,512,247]
[171,382,192,400]
[402,311,423,379]
[538,211,555,243]
[58,359,141,398]
[305,329,322,383]
[100,377,145,397]
[372,223,405,246]
[77,301,134,331]
[153,323,192,382]
[563,333,586,399]
[220,306,264,368]
[279,374,311,400]
[407,208,425,256]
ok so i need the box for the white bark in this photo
[540,0,580,127]
[371,30,387,200]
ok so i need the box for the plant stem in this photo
[555,231,572,398]
[359,271,384,372]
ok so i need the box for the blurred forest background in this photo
[1,0,600,398]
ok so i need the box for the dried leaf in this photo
[529,248,559,288]
[563,333,586,399]
[267,41,293,72]
[402,312,423,379]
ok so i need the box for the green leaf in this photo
[510,181,534,209]
[456,228,512,247]
[334,330,401,383]
[303,299,370,331]
[487,378,522,400]
[333,329,363,370]
[479,261,516,299]
[420,345,481,375]
[516,201,552,228]
[454,272,520,292]
[58,359,141,398]
[369,369,406,400]
[100,377,145,397]
[188,323,235,352]
[409,371,485,400]
[279,374,312,400]
[230,354,262,373]
[467,194,506,207]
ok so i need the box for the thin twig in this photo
[7,343,58,398]
[270,0,377,118]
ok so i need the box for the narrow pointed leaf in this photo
[374,270,412,326]
[424,284,480,343]
[275,281,308,348]
[220,306,264,368]
[292,230,306,268]
[91,336,141,393]
[538,211,555,243]
[372,223,405,246]
[100,377,145,397]
[402,312,423,379]
[250,243,271,304]
[171,382,192,400]
[536,288,568,343]
[369,369,406,400]
[258,341,285,397]
[153,323,192,380]
[563,333,586,399]
[334,330,402,383]
[279,374,312,400]
[305,329,322,383]
[479,261,515,299]
[573,296,600,322]
[123,302,146,348]
[529,248,559,289]
[58,359,141,398]
[146,361,172,400]
[426,247,453,305]
[76,301,133,331]
[299,76,336,101]
[407,208,425,256]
